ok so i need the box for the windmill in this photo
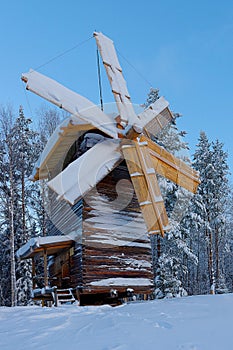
[22,31,200,238]
[19,32,201,305]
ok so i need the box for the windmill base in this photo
[75,286,154,306]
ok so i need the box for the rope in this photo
[116,48,153,88]
[21,35,93,115]
[34,36,93,71]
[21,80,33,116]
[22,35,153,114]
[96,47,104,111]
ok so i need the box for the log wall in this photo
[81,162,154,295]
[48,132,154,300]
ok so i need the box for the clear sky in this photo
[1,1,233,176]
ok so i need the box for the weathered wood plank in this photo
[122,142,168,236]
[46,138,154,297]
[140,135,200,193]
[81,161,154,292]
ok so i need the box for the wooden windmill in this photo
[19,32,200,305]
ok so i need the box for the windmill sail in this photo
[48,139,122,204]
[122,140,169,236]
[141,135,200,193]
[137,97,174,136]
[22,70,118,139]
[21,31,200,239]
[94,32,174,135]
[94,32,137,127]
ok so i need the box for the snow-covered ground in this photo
[1,294,233,350]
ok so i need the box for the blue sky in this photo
[1,0,233,176]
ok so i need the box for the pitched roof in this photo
[31,115,94,181]
[16,234,77,259]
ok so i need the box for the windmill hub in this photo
[132,123,143,135]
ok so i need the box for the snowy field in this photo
[1,294,233,350]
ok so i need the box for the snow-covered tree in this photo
[142,87,160,108]
[189,132,230,295]
[210,139,229,292]
[144,88,197,298]
[224,189,233,291]
[0,106,38,305]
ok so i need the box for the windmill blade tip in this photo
[21,74,28,83]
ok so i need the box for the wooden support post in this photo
[43,248,48,287]
[32,257,36,289]
[53,286,58,307]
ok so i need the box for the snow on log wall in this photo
[81,162,154,293]
[47,132,154,294]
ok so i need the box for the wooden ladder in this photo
[55,288,76,305]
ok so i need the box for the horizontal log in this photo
[79,285,154,295]
[82,271,153,280]
[83,245,151,255]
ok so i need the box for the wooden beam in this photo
[122,140,169,236]
[60,123,94,133]
[137,98,174,136]
[32,257,36,289]
[43,248,48,287]
[135,141,169,235]
[34,123,94,181]
[140,135,200,193]
[94,32,137,126]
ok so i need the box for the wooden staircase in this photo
[55,288,76,305]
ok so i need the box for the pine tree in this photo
[191,132,230,294]
[192,131,215,293]
[142,87,159,108]
[224,190,233,292]
[211,139,229,292]
[179,192,207,295]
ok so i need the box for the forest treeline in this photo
[0,90,232,306]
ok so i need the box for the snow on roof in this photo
[47,138,122,205]
[31,115,88,180]
[16,233,77,259]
